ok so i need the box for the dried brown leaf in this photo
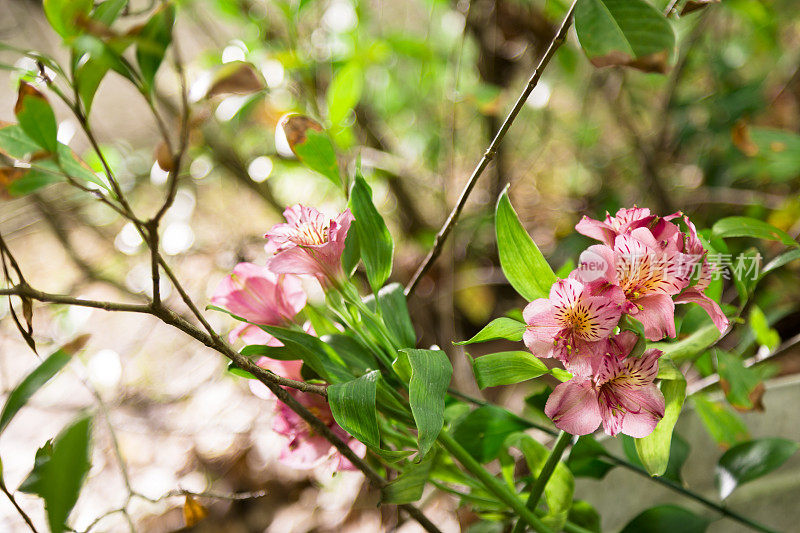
[731,120,758,156]
[206,62,265,98]
[681,0,721,15]
[589,50,670,74]
[182,495,208,527]
[155,140,175,172]
[279,114,323,154]
[14,83,47,115]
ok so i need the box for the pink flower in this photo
[577,229,691,340]
[523,278,624,376]
[544,348,665,437]
[211,263,306,344]
[265,205,353,285]
[673,217,729,333]
[576,207,682,249]
[258,358,365,471]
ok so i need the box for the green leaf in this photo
[397,349,452,457]
[471,351,549,389]
[20,414,92,533]
[455,317,526,345]
[260,325,352,383]
[293,130,341,187]
[92,0,128,26]
[327,61,364,125]
[716,438,798,499]
[574,0,676,74]
[0,124,41,159]
[15,83,58,153]
[760,248,800,279]
[0,339,84,435]
[341,224,360,276]
[364,283,416,348]
[135,4,175,92]
[7,169,63,196]
[566,436,615,479]
[495,189,557,301]
[716,350,766,411]
[568,500,601,533]
[505,433,575,531]
[381,451,436,504]
[348,174,394,292]
[43,0,93,39]
[328,371,381,448]
[749,307,780,351]
[226,360,256,379]
[712,216,798,247]
[620,505,711,533]
[649,324,721,363]
[691,395,750,449]
[450,405,532,463]
[634,375,686,476]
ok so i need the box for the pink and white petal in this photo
[258,357,304,381]
[279,435,334,470]
[233,323,282,346]
[620,385,666,438]
[575,216,616,246]
[267,247,324,277]
[549,278,585,308]
[544,380,602,435]
[675,289,729,333]
[598,400,625,437]
[608,331,639,359]
[577,296,622,341]
[337,439,368,471]
[632,293,676,340]
[576,245,617,285]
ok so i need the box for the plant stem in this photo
[437,431,553,533]
[606,456,778,533]
[511,431,572,533]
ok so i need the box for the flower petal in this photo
[544,379,602,435]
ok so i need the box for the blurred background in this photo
[1,0,799,531]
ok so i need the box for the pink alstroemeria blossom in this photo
[211,263,306,344]
[265,205,353,285]
[257,358,364,471]
[578,229,692,340]
[575,207,682,250]
[523,278,624,376]
[544,348,665,437]
[673,216,729,333]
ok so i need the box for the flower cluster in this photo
[212,204,361,470]
[527,208,729,437]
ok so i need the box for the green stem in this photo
[437,431,553,533]
[511,431,572,533]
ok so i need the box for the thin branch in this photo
[0,481,38,533]
[405,0,579,296]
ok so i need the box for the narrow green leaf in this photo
[620,505,710,533]
[43,0,93,39]
[455,317,526,345]
[496,189,557,301]
[691,395,750,449]
[575,0,676,73]
[716,438,798,499]
[566,436,615,479]
[749,307,780,351]
[349,174,394,292]
[293,130,341,186]
[0,338,85,435]
[7,169,63,196]
[505,433,575,531]
[450,405,532,463]
[760,248,800,279]
[15,83,58,153]
[712,216,799,247]
[635,375,686,476]
[364,282,416,348]
[381,451,436,504]
[322,334,377,373]
[135,4,175,92]
[261,325,353,383]
[0,124,40,160]
[327,61,364,125]
[398,349,452,457]
[649,324,720,363]
[20,414,92,533]
[328,371,381,448]
[568,500,601,533]
[472,351,548,389]
[92,0,128,26]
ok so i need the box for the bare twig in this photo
[0,481,39,533]
[405,0,579,296]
